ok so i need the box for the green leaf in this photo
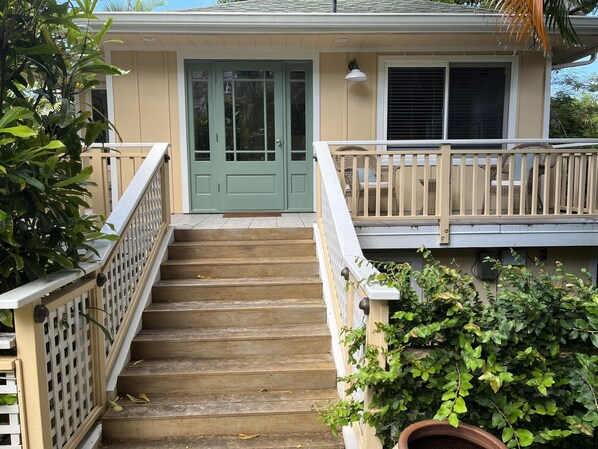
[0,394,17,405]
[0,107,33,129]
[502,427,514,443]
[51,166,93,188]
[1,125,37,137]
[0,310,13,328]
[516,429,534,447]
[454,397,467,414]
[590,333,598,349]
[41,140,65,150]
[448,413,459,428]
[15,44,59,55]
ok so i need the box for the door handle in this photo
[275,139,284,147]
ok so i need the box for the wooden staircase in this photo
[101,227,342,449]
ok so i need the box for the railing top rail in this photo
[0,142,170,310]
[324,138,598,147]
[87,143,158,148]
[315,141,400,302]
[96,142,170,260]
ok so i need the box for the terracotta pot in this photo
[397,420,507,449]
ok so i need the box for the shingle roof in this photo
[183,0,485,14]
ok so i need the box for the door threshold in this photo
[222,212,282,218]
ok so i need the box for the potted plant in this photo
[398,420,506,449]
[321,249,598,449]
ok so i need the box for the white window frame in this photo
[376,55,519,143]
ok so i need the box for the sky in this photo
[156,0,215,10]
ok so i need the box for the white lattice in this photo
[103,170,164,358]
[0,369,21,449]
[44,294,94,449]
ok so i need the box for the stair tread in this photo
[162,256,317,266]
[121,354,334,376]
[114,389,338,407]
[101,432,341,449]
[135,324,330,342]
[155,277,321,287]
[104,390,338,420]
[170,239,314,247]
[146,298,324,310]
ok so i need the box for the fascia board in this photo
[90,12,507,34]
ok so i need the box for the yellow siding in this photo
[111,51,183,213]
[320,53,348,141]
[516,53,547,138]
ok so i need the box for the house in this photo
[2,2,598,449]
[90,0,598,287]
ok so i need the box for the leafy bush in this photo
[323,249,598,449]
[0,0,121,297]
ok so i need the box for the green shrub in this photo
[322,249,598,449]
[0,0,122,297]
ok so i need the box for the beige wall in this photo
[320,51,549,142]
[517,53,548,138]
[111,51,183,213]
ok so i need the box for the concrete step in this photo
[168,240,315,260]
[101,432,343,449]
[131,324,332,359]
[142,298,326,328]
[117,354,337,395]
[102,390,338,441]
[160,257,319,280]
[152,277,322,302]
[174,228,313,242]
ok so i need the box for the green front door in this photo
[187,61,312,212]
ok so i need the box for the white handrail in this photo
[0,142,170,309]
[315,141,399,301]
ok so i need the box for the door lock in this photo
[275,139,284,147]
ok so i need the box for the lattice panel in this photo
[0,369,21,449]
[44,295,94,449]
[103,170,164,358]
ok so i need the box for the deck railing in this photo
[314,142,400,449]
[0,142,171,449]
[82,144,157,217]
[327,139,598,243]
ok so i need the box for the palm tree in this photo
[100,0,167,11]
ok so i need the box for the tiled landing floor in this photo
[171,213,316,229]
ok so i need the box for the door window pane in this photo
[192,79,210,161]
[224,70,276,162]
[290,72,306,161]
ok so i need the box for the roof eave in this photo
[90,11,507,34]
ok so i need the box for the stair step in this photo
[174,228,313,242]
[117,354,337,395]
[101,432,342,449]
[103,390,338,440]
[168,240,315,259]
[152,277,322,302]
[143,298,325,328]
[131,324,331,359]
[161,257,318,280]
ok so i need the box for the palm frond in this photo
[99,0,166,11]
[488,0,552,54]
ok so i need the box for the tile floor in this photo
[170,213,316,229]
